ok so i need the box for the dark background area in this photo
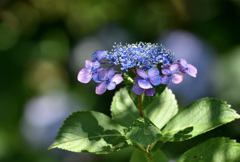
[0,0,240,161]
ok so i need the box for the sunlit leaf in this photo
[49,111,128,154]
[161,98,240,142]
[177,138,240,162]
[111,86,177,130]
[111,87,139,127]
[144,87,178,129]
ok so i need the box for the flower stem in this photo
[138,95,143,117]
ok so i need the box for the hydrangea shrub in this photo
[49,42,240,162]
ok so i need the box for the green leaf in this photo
[111,87,139,127]
[130,149,168,162]
[161,98,240,142]
[49,111,129,154]
[125,117,162,147]
[144,88,178,130]
[177,138,240,162]
[111,86,177,130]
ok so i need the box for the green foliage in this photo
[130,149,168,162]
[49,111,128,154]
[50,88,240,161]
[143,87,178,130]
[178,138,240,162]
[125,117,161,147]
[161,98,240,142]
[111,86,177,130]
[111,87,138,127]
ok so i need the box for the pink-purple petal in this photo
[161,75,170,84]
[145,88,155,96]
[172,73,183,84]
[92,73,101,83]
[161,66,171,75]
[96,50,107,61]
[186,64,197,77]
[111,74,123,85]
[92,50,107,61]
[179,58,188,67]
[85,60,93,69]
[150,75,161,86]
[96,82,107,95]
[138,79,152,89]
[107,81,116,90]
[77,68,92,83]
[132,84,144,95]
[92,61,101,69]
[134,77,141,83]
[108,68,115,78]
[148,67,159,78]
[98,69,108,81]
[136,69,148,79]
[170,63,180,73]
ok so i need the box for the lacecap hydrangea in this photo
[77,42,197,96]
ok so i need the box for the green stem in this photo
[138,95,143,117]
[147,152,153,162]
[137,144,153,162]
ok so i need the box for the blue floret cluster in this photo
[106,42,175,71]
[77,42,197,96]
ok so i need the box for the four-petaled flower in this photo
[161,63,183,84]
[96,68,123,95]
[132,67,161,96]
[178,58,197,77]
[77,60,101,83]
[132,77,155,96]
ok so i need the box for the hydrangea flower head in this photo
[106,42,175,71]
[77,42,197,96]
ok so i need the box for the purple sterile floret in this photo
[77,60,101,83]
[136,67,162,90]
[132,77,155,96]
[91,50,108,62]
[178,58,197,77]
[95,68,123,95]
[161,63,183,84]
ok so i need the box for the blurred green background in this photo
[0,0,240,161]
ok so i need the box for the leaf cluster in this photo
[49,86,240,161]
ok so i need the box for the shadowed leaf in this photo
[125,117,162,147]
[130,148,168,162]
